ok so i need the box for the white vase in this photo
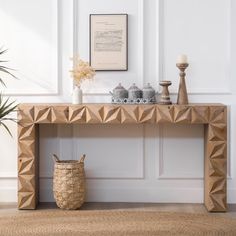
[72,86,83,104]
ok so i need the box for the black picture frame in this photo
[89,14,128,71]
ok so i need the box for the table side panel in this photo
[204,106,227,212]
[18,122,37,209]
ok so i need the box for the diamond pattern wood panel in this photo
[18,103,227,212]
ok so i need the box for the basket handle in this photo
[80,154,86,163]
[52,154,60,163]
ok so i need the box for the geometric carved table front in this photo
[18,103,227,212]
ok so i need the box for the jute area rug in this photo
[0,210,236,236]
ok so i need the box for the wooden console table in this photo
[18,103,227,212]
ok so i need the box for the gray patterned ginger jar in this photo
[112,83,128,99]
[142,83,156,100]
[128,83,142,100]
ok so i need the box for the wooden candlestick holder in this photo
[159,81,172,105]
[176,63,189,105]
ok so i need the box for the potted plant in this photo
[0,48,17,136]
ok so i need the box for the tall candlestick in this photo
[176,63,189,105]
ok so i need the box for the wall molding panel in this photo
[71,124,145,179]
[157,124,204,180]
[158,0,232,95]
[1,0,60,96]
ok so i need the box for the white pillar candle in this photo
[177,54,188,64]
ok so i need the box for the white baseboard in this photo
[1,186,236,204]
[40,187,204,203]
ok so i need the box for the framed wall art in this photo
[89,14,128,71]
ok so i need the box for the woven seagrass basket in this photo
[52,154,86,210]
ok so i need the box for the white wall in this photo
[0,0,236,204]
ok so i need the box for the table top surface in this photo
[18,103,226,107]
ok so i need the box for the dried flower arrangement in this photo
[70,57,95,87]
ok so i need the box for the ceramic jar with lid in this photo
[128,83,142,100]
[142,83,156,100]
[112,83,128,99]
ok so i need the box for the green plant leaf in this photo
[0,48,8,55]
[0,47,18,85]
[0,78,6,87]
[0,121,13,137]
[1,117,17,121]
[0,94,18,123]
[0,47,18,136]
[0,66,17,79]
[0,101,17,119]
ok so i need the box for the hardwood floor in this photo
[0,203,236,218]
